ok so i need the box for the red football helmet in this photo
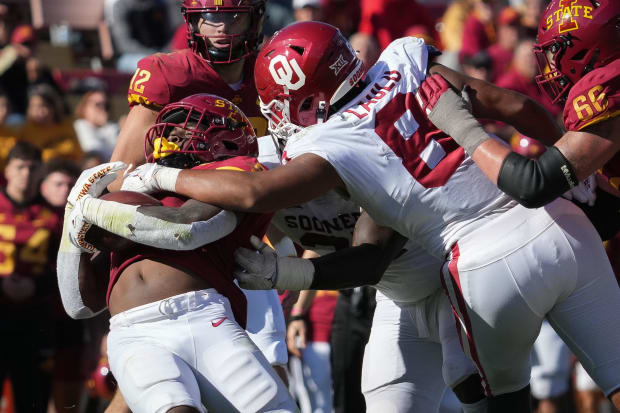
[181,0,265,64]
[534,0,620,104]
[145,94,258,168]
[254,21,365,141]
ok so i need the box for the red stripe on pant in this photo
[443,243,493,396]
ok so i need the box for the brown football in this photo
[85,191,162,252]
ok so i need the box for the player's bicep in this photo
[353,211,407,259]
[110,105,159,164]
[555,117,620,180]
[429,63,521,119]
[252,153,345,210]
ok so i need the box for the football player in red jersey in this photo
[58,95,297,413]
[418,0,620,237]
[108,0,268,189]
[103,0,291,394]
[0,142,63,412]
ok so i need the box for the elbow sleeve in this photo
[497,147,578,208]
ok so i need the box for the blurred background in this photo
[0,1,616,412]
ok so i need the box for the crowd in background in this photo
[0,0,616,412]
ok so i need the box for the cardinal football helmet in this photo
[181,0,265,64]
[534,0,620,104]
[254,21,365,141]
[145,94,258,168]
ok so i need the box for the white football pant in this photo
[107,289,298,413]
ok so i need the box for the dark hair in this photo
[27,83,65,122]
[7,141,42,163]
[41,157,80,180]
[462,51,492,70]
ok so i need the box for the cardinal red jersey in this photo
[127,49,267,136]
[563,58,620,187]
[0,191,62,279]
[108,156,270,328]
[307,290,338,343]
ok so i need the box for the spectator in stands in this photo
[293,0,323,22]
[288,289,337,413]
[106,0,175,72]
[39,158,94,413]
[349,32,381,69]
[40,158,80,208]
[81,151,107,171]
[358,0,437,50]
[495,38,560,117]
[459,0,497,63]
[519,0,544,38]
[18,84,83,162]
[74,88,119,161]
[487,7,521,82]
[0,86,23,126]
[437,0,472,70]
[461,50,492,81]
[0,142,63,413]
[0,22,33,115]
[322,0,360,38]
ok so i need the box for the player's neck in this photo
[213,59,245,85]
[5,185,35,205]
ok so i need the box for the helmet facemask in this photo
[534,38,573,104]
[260,95,303,143]
[182,2,265,64]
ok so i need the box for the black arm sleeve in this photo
[497,146,579,208]
[308,233,407,290]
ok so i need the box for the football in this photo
[85,191,162,252]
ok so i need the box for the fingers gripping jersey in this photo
[283,37,514,257]
[128,50,268,136]
[563,58,620,187]
[108,156,271,328]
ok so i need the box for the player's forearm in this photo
[174,168,322,213]
[108,105,158,191]
[80,197,238,250]
[429,64,562,144]
[308,240,406,289]
[175,169,267,210]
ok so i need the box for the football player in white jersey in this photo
[116,22,620,413]
[259,135,486,413]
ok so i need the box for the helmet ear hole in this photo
[300,97,313,112]
[570,49,588,61]
[290,45,305,56]
[222,141,239,151]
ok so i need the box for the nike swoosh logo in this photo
[211,317,227,327]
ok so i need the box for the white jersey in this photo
[282,37,515,257]
[260,137,442,303]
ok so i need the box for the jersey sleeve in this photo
[563,59,620,132]
[380,37,430,84]
[127,54,173,108]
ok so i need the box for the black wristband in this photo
[498,146,578,208]
[289,315,305,322]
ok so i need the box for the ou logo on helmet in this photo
[269,55,306,91]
